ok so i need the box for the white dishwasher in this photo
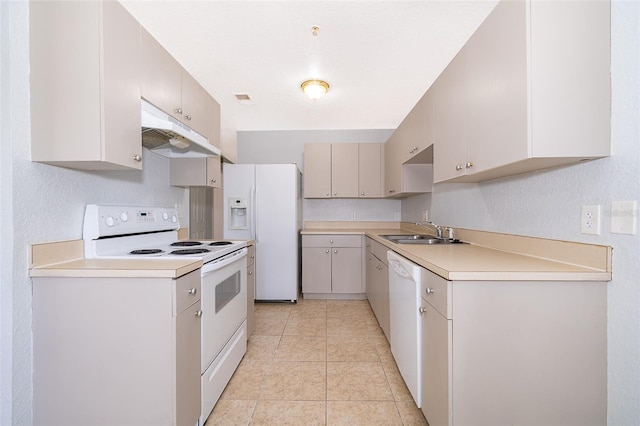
[387,250,423,407]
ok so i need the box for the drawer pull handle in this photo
[195,310,203,318]
[419,307,427,315]
[425,287,434,295]
[188,288,197,295]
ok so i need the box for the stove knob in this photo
[171,215,178,223]
[120,212,128,222]
[105,216,115,227]
[162,212,169,221]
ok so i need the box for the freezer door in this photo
[222,164,255,240]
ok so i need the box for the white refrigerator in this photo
[223,163,301,302]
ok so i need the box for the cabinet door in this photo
[206,156,222,188]
[170,157,220,188]
[181,71,209,136]
[207,95,221,148]
[331,144,359,198]
[247,262,255,337]
[377,260,390,341]
[303,144,332,198]
[465,0,528,175]
[358,143,382,198]
[302,248,332,293]
[421,302,452,426]
[175,300,202,426]
[140,28,182,120]
[384,138,402,196]
[366,243,377,308]
[331,247,362,294]
[433,48,468,183]
[102,0,142,170]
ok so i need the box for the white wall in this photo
[429,2,639,423]
[1,3,188,423]
[237,130,401,222]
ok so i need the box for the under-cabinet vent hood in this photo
[141,99,221,158]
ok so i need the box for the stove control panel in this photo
[83,204,179,240]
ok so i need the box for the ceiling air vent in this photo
[234,93,253,105]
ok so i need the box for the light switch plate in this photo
[611,201,637,235]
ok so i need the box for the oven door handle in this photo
[201,247,248,275]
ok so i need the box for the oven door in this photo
[200,248,248,373]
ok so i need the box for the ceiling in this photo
[120,1,498,147]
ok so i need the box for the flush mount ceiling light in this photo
[301,79,330,100]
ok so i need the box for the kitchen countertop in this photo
[29,238,201,278]
[30,258,202,279]
[302,224,612,282]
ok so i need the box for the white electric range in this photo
[83,204,248,425]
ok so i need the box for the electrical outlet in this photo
[422,210,429,222]
[581,205,601,235]
[350,211,357,220]
[394,212,401,221]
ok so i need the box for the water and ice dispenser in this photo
[228,198,248,230]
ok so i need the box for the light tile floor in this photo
[205,298,428,425]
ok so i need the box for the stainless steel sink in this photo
[381,234,466,245]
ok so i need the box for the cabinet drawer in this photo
[173,269,201,316]
[371,239,388,265]
[421,271,451,319]
[247,245,255,266]
[302,234,362,248]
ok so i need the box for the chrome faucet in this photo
[416,221,443,239]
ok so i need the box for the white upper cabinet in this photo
[140,28,213,140]
[384,88,435,198]
[304,143,384,199]
[303,143,332,198]
[30,0,142,170]
[140,28,182,123]
[331,143,359,198]
[433,0,611,183]
[358,143,383,198]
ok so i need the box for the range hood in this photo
[141,99,221,158]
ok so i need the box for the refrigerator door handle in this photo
[250,184,257,241]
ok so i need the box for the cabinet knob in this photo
[325,249,330,253]
[175,107,182,115]
[455,164,463,171]
[333,249,338,254]
[210,178,217,183]
[329,240,333,243]
[132,154,142,162]
[361,192,364,196]
[466,161,474,169]
[419,307,427,315]
[333,192,337,196]
[325,193,330,196]
[195,310,203,318]
[425,287,434,295]
[185,114,192,121]
[248,271,253,275]
[188,288,197,295]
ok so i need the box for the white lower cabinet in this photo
[302,234,364,298]
[365,238,390,341]
[246,244,256,337]
[419,270,607,425]
[32,270,202,426]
